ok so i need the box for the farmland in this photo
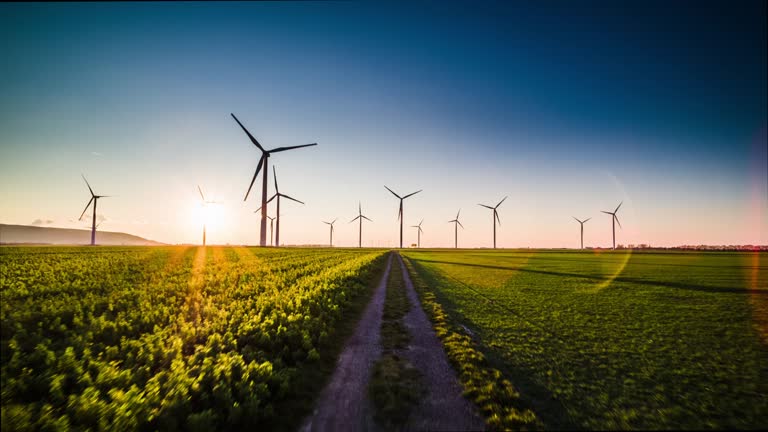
[0,246,387,431]
[401,249,768,430]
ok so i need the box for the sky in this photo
[1,0,766,248]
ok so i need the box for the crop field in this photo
[402,249,768,430]
[0,246,387,431]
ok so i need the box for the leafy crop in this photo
[1,246,386,431]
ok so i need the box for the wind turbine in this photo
[601,201,623,250]
[231,113,317,247]
[384,186,422,249]
[265,166,304,247]
[572,217,591,250]
[78,175,110,246]
[448,209,464,249]
[197,185,221,246]
[478,196,507,249]
[411,219,424,248]
[350,202,372,248]
[267,216,276,246]
[323,218,338,247]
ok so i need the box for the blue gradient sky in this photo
[1,1,766,247]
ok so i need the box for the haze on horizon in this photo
[1,1,766,248]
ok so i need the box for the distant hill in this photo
[0,224,164,246]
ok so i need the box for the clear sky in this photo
[1,1,766,247]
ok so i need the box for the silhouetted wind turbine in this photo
[572,217,591,250]
[601,202,623,250]
[198,185,221,246]
[323,218,338,247]
[231,113,316,247]
[384,186,422,249]
[79,175,111,246]
[411,219,424,248]
[267,215,276,246]
[350,202,372,248]
[448,209,464,249]
[253,208,278,246]
[478,196,507,249]
[265,166,304,247]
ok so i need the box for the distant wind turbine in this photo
[253,208,278,246]
[411,219,424,248]
[323,218,338,247]
[350,202,372,248]
[448,209,464,249]
[601,202,623,250]
[478,196,507,249]
[231,113,316,247]
[572,217,591,250]
[384,186,422,249]
[198,185,221,246]
[265,166,304,247]
[79,175,111,246]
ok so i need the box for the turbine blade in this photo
[479,204,494,209]
[281,193,304,205]
[615,201,623,213]
[266,194,277,204]
[323,221,331,225]
[458,220,464,229]
[359,201,361,214]
[601,211,612,215]
[362,215,372,222]
[456,209,461,219]
[584,217,591,223]
[273,165,279,192]
[269,143,318,153]
[243,155,265,201]
[350,215,361,223]
[496,196,508,208]
[198,185,205,201]
[253,206,262,213]
[79,197,94,221]
[403,189,422,199]
[231,113,265,152]
[495,210,501,226]
[81,174,95,197]
[384,185,401,199]
[419,218,424,226]
[332,218,338,225]
[419,227,424,234]
[615,215,622,229]
[573,216,581,223]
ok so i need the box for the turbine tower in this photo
[478,196,507,249]
[231,113,316,246]
[323,218,338,247]
[350,202,372,248]
[448,209,464,249]
[265,166,304,247]
[601,201,623,250]
[78,175,110,246]
[411,219,424,248]
[572,217,591,249]
[197,185,220,246]
[384,186,422,249]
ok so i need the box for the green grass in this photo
[402,249,768,430]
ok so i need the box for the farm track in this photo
[396,253,485,431]
[302,252,484,431]
[300,253,393,432]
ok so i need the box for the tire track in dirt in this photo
[300,253,393,432]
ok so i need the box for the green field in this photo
[402,249,768,430]
[1,246,387,431]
